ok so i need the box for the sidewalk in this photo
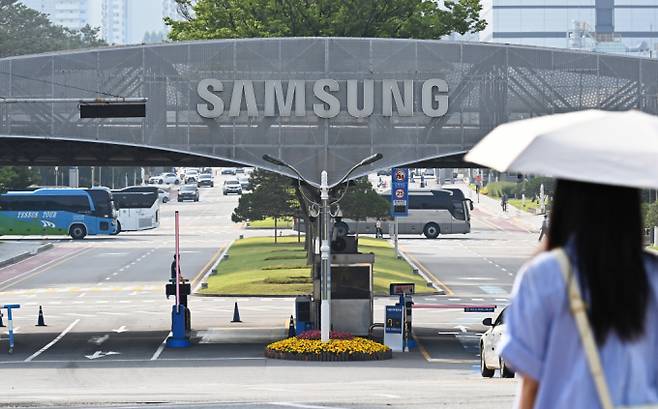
[0,240,53,268]
[456,183,544,233]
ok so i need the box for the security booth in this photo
[310,252,375,336]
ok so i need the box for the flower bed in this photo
[265,335,392,361]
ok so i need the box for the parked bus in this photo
[111,187,160,233]
[296,189,472,239]
[0,188,118,239]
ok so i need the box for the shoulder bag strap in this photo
[553,248,616,409]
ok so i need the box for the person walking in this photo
[499,180,658,409]
[501,194,508,212]
[538,214,549,242]
[375,218,383,239]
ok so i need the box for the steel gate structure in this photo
[1,38,656,185]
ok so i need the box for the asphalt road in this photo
[0,178,537,408]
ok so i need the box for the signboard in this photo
[464,306,495,313]
[385,306,403,334]
[389,283,415,296]
[390,168,409,217]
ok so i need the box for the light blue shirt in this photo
[500,250,658,409]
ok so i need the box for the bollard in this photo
[36,305,46,327]
[231,302,242,323]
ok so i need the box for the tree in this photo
[338,177,389,239]
[166,0,486,41]
[0,166,40,193]
[232,169,299,243]
[0,0,105,58]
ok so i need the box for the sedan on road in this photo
[480,307,514,378]
[221,168,236,175]
[178,184,200,202]
[222,179,242,195]
[197,173,214,187]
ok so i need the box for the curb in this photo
[192,240,234,294]
[194,293,299,298]
[391,242,446,295]
[0,242,54,269]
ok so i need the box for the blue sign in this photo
[390,168,409,217]
[464,306,496,313]
[385,305,403,334]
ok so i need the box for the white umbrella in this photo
[464,110,658,189]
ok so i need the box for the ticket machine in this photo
[384,305,404,352]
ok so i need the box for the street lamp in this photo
[263,153,382,342]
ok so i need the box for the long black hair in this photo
[547,179,650,344]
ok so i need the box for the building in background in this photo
[20,0,184,45]
[478,0,658,56]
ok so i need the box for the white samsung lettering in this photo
[264,80,305,117]
[346,80,374,118]
[312,79,340,118]
[382,79,413,117]
[196,79,449,118]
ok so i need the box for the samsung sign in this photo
[196,79,449,119]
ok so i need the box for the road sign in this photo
[391,168,409,216]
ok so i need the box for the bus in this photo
[0,188,118,239]
[301,189,472,239]
[111,187,160,233]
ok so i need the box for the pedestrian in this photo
[501,194,508,212]
[499,179,658,409]
[538,214,549,242]
[170,254,180,281]
[475,184,480,203]
[375,218,383,239]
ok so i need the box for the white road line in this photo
[269,403,352,409]
[150,332,171,361]
[24,319,80,362]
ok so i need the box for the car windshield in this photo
[199,174,211,179]
[226,180,240,185]
[181,185,196,191]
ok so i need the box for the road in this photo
[0,179,538,408]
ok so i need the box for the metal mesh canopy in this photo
[1,38,657,186]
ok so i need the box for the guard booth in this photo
[296,218,375,335]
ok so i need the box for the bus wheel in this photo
[423,223,440,239]
[69,224,87,240]
[111,221,121,236]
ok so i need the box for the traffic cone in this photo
[230,302,242,323]
[0,311,4,327]
[287,315,296,338]
[36,305,47,326]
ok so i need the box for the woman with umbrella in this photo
[466,110,658,409]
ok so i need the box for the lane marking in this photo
[24,319,80,362]
[0,248,90,291]
[150,331,171,361]
[269,403,351,409]
[402,250,454,296]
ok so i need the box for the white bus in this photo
[297,189,472,239]
[111,187,160,233]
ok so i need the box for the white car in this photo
[480,307,515,378]
[158,188,170,203]
[184,169,199,184]
[159,172,179,185]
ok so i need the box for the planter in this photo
[264,336,392,361]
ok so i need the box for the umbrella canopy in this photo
[464,110,658,189]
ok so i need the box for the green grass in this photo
[201,236,434,296]
[246,217,293,229]
[508,198,541,213]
